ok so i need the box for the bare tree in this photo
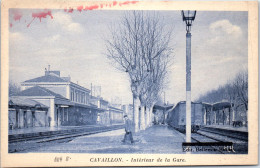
[9,81,21,96]
[105,11,173,132]
[196,70,248,123]
[139,55,169,130]
[233,70,248,111]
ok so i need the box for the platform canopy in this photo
[153,104,174,111]
[9,97,48,110]
[212,102,232,111]
[202,102,212,108]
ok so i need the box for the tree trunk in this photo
[149,104,155,126]
[145,106,153,128]
[140,105,146,130]
[145,106,150,129]
[133,97,140,132]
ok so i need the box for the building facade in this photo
[12,68,102,128]
[9,67,125,129]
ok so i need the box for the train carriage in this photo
[166,101,206,133]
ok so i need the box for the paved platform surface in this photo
[204,125,248,132]
[21,125,220,154]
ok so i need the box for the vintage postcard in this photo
[1,0,258,167]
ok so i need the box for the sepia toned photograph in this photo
[1,0,258,167]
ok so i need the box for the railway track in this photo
[9,125,124,144]
[198,127,248,141]
[173,126,247,154]
[36,127,122,143]
[182,130,247,154]
[190,132,226,154]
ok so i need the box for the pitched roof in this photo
[23,75,67,83]
[15,86,67,99]
[9,97,48,108]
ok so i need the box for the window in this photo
[71,88,74,101]
[83,93,85,104]
[86,95,88,104]
[79,91,81,103]
[79,93,81,103]
[81,93,83,103]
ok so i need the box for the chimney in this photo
[45,67,49,76]
[45,65,51,76]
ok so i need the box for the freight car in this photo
[166,101,207,133]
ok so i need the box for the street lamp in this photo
[182,10,196,143]
[182,10,196,33]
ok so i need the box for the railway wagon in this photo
[166,101,205,133]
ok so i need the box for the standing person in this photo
[48,116,51,127]
[122,115,134,143]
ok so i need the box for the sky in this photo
[9,8,248,105]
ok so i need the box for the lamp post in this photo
[182,10,196,143]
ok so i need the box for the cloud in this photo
[203,19,246,60]
[210,19,242,38]
[47,12,84,34]
[208,20,243,46]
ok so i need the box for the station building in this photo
[9,67,124,129]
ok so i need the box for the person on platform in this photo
[122,115,134,144]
